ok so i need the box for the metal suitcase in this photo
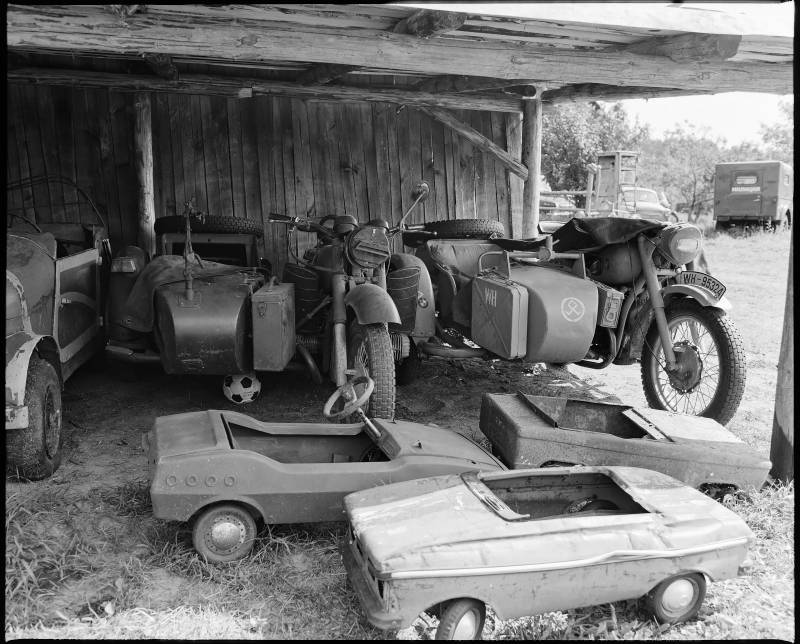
[471,273,529,359]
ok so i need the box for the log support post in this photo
[770,234,793,482]
[521,94,543,238]
[134,91,156,257]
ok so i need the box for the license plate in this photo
[676,271,726,299]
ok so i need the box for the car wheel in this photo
[6,356,63,481]
[193,504,257,563]
[435,598,486,640]
[644,572,706,624]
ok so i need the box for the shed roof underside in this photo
[6,3,793,108]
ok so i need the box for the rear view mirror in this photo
[412,181,430,202]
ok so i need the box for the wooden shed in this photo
[6,3,793,273]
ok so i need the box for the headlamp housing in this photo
[656,223,703,266]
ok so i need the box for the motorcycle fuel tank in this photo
[472,265,597,363]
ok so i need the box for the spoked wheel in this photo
[192,504,257,563]
[347,322,395,420]
[641,300,745,425]
[644,573,706,624]
[435,599,486,640]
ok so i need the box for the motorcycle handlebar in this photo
[268,213,334,237]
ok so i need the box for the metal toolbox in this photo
[252,282,295,371]
[471,273,529,359]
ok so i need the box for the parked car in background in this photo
[342,465,754,640]
[714,160,792,229]
[6,215,109,480]
[620,187,682,222]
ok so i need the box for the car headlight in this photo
[657,223,703,265]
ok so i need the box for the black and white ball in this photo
[223,373,261,404]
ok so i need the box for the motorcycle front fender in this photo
[344,283,401,325]
[661,284,732,312]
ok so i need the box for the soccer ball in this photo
[222,373,261,404]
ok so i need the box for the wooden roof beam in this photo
[417,105,528,180]
[413,75,537,94]
[7,67,525,113]
[143,52,179,81]
[296,63,362,86]
[542,83,710,103]
[624,33,742,63]
[6,5,791,94]
[393,9,467,37]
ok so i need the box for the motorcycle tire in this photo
[347,322,395,420]
[640,299,746,426]
[421,219,505,240]
[154,215,264,237]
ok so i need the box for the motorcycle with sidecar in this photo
[105,184,432,419]
[391,216,746,426]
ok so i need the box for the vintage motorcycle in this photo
[105,185,432,419]
[263,181,432,419]
[393,216,746,425]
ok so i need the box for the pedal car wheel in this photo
[435,598,486,640]
[193,504,257,563]
[6,356,63,481]
[644,572,706,624]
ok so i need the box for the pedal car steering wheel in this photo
[323,376,375,419]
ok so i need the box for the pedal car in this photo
[342,465,754,639]
[144,380,504,563]
[480,393,771,495]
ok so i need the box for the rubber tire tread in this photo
[192,503,257,564]
[422,219,505,239]
[6,356,62,480]
[154,215,264,237]
[435,599,486,640]
[640,299,746,426]
[644,573,706,624]
[347,322,395,420]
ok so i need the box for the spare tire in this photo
[422,218,505,240]
[154,215,264,237]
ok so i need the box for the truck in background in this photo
[713,160,792,230]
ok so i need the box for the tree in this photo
[541,102,648,195]
[637,123,724,218]
[760,97,793,164]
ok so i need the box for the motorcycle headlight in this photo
[345,226,391,269]
[657,223,703,266]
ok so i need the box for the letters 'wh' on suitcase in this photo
[471,274,528,359]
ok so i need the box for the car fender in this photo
[661,284,732,312]
[345,283,401,325]
[5,332,61,429]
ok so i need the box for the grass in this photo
[5,227,794,640]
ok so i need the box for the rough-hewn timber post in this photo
[134,92,156,257]
[505,113,524,239]
[770,234,793,482]
[521,94,543,238]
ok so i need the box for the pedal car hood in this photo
[344,466,753,576]
[376,419,503,469]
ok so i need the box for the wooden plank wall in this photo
[6,85,139,249]
[7,86,516,271]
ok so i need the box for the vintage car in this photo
[6,219,109,480]
[480,393,771,495]
[342,465,754,639]
[144,406,504,563]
